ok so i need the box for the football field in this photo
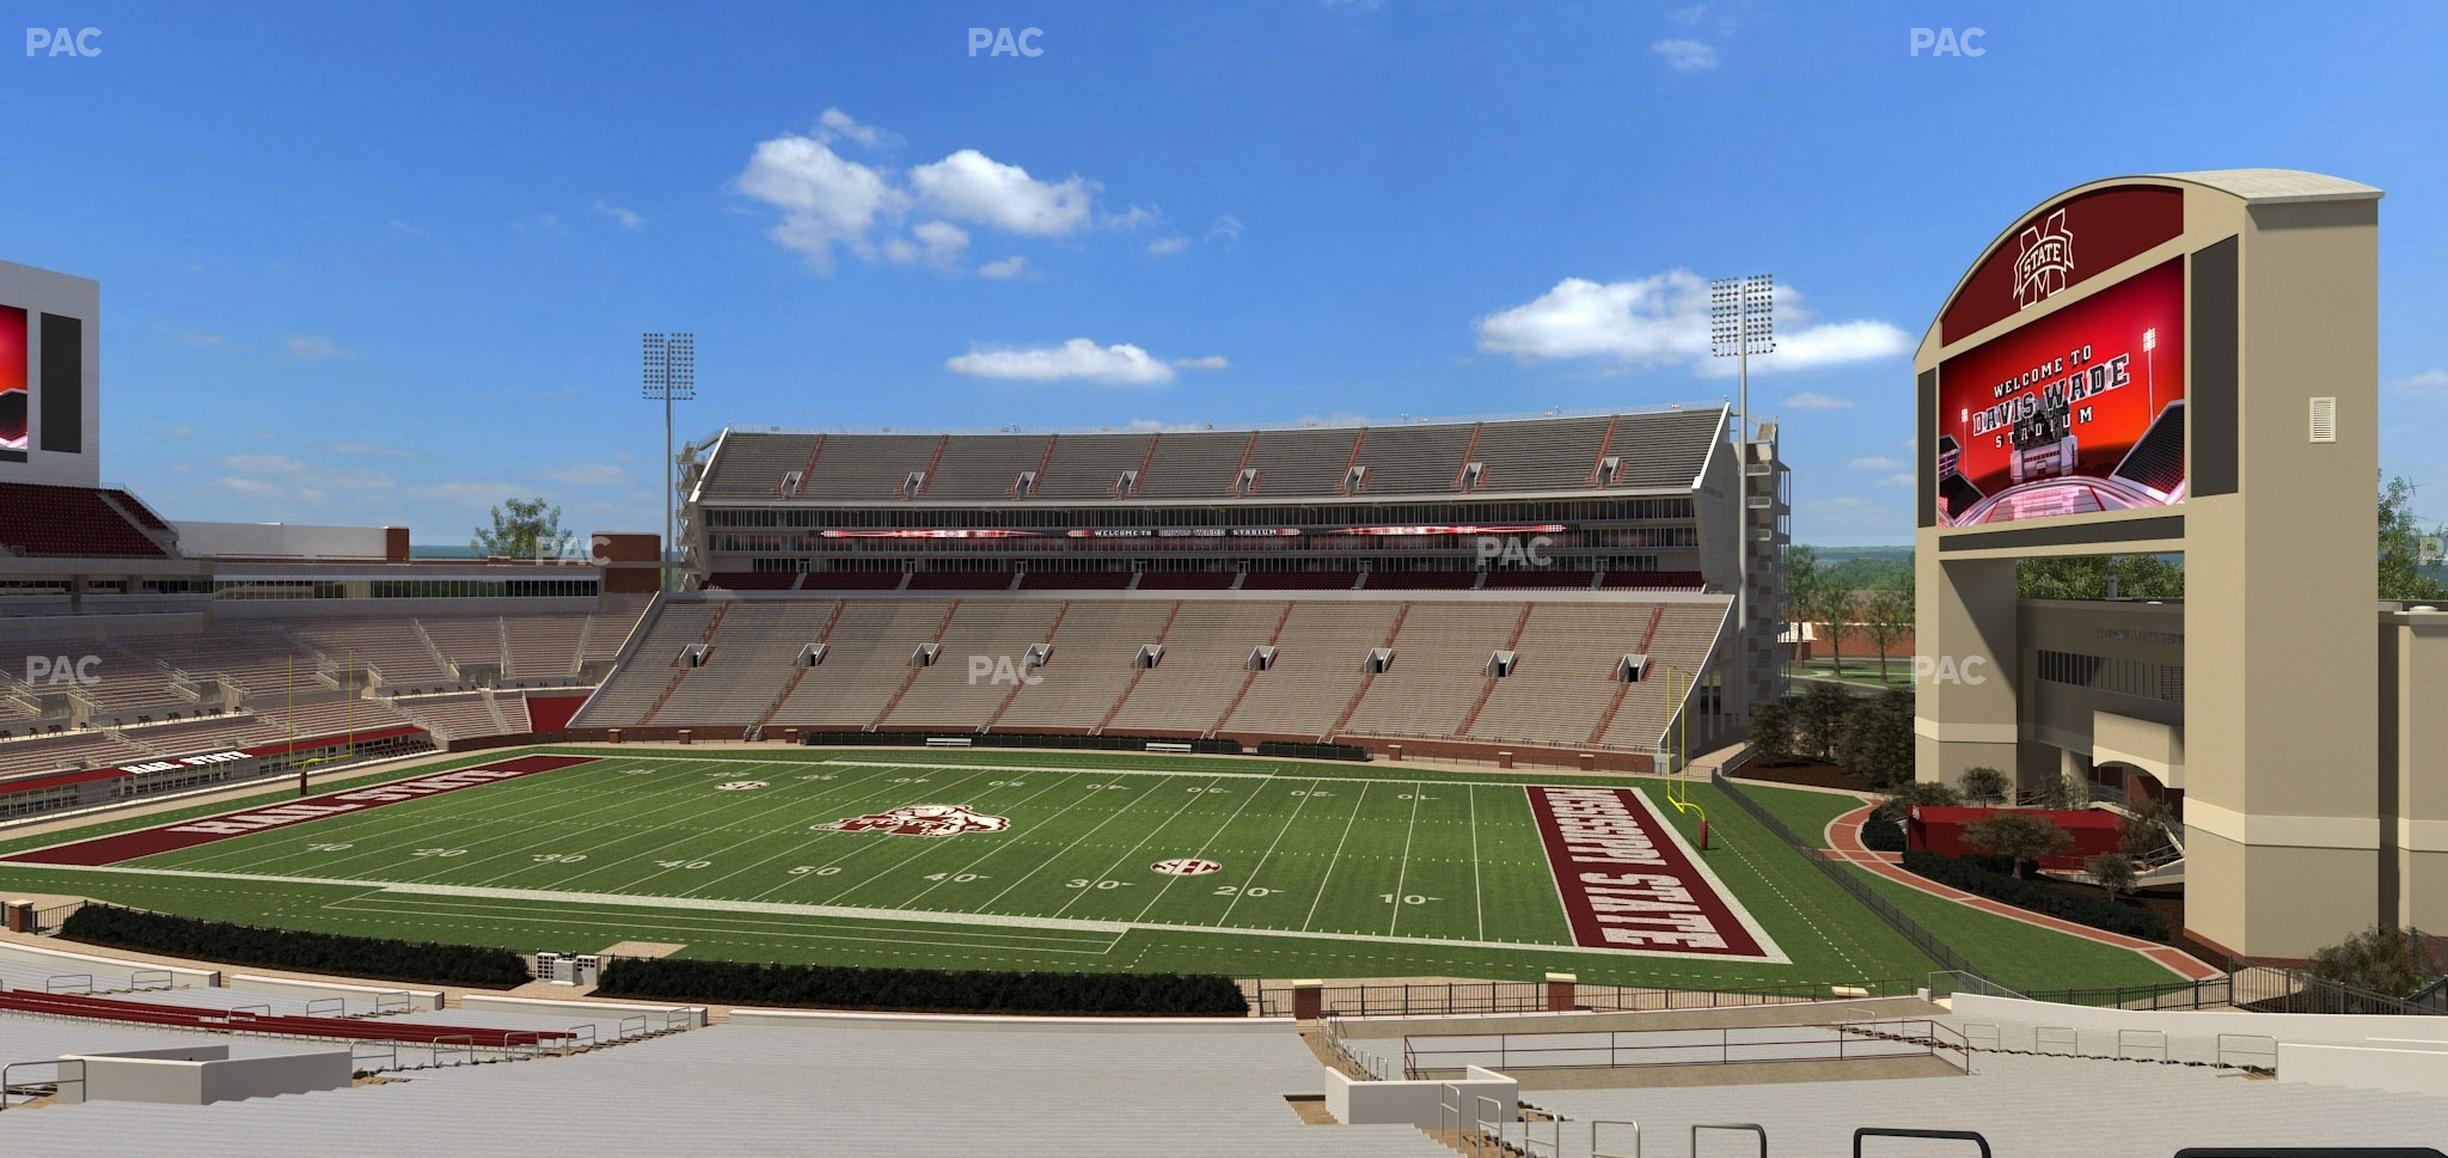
[0,746,1968,988]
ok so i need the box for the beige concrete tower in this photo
[1912,170,2382,960]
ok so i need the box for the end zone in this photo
[1526,784,1786,963]
[3,754,600,867]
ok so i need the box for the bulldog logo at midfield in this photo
[814,803,1010,839]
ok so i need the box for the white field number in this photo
[788,866,842,876]
[530,853,587,864]
[655,859,712,870]
[923,872,984,884]
[304,842,353,852]
[1065,878,1132,890]
[1381,894,1440,905]
[1212,885,1273,898]
[411,848,467,857]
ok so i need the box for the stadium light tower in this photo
[643,332,695,591]
[1711,275,1773,722]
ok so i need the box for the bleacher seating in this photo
[1034,433,1157,500]
[1134,430,1254,498]
[578,593,1731,754]
[1238,571,1360,590]
[0,482,168,557]
[0,988,571,1049]
[1346,422,1478,494]
[924,434,1054,500]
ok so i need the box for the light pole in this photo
[643,332,695,591]
[1710,275,1773,725]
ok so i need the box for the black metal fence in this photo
[1709,770,1993,983]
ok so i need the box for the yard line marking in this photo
[972,776,1174,912]
[883,773,1093,910]
[608,766,925,897]
[320,897,1125,956]
[1299,781,1372,933]
[745,768,1010,903]
[412,760,789,886]
[810,772,1081,906]
[1468,785,1484,941]
[1131,774,1271,924]
[1214,778,1319,928]
[1386,785,1424,936]
[137,756,648,875]
[1051,776,1228,919]
[26,860,1781,962]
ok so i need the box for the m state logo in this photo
[815,803,1011,838]
[716,781,768,791]
[2014,208,2074,310]
[1151,858,1223,876]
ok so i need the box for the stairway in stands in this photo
[638,603,731,725]
[1583,604,1664,746]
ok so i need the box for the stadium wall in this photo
[0,258,99,487]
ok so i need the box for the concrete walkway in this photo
[1822,803,2220,982]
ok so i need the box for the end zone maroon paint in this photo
[5,754,598,867]
[1525,785,1772,958]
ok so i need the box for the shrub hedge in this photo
[60,904,532,987]
[1860,814,1909,853]
[1900,851,2167,941]
[593,958,1249,1016]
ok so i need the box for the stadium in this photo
[5,12,2448,1147]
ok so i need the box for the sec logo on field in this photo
[1151,858,1222,876]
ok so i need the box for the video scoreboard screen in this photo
[0,305,26,462]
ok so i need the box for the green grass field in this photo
[0,746,2182,991]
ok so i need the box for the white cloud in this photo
[160,425,198,438]
[909,149,1096,236]
[817,107,894,149]
[285,336,352,361]
[1880,473,1915,489]
[1148,234,1191,256]
[885,219,971,267]
[736,132,904,269]
[220,453,307,474]
[1784,392,1855,412]
[327,440,415,458]
[1651,38,1718,71]
[1173,354,1230,370]
[217,476,281,496]
[387,219,420,235]
[1103,204,1161,232]
[2398,370,2448,396]
[1207,213,1244,245]
[946,339,1176,386]
[592,199,645,229]
[978,255,1031,279]
[1848,455,1905,472]
[1475,271,1910,376]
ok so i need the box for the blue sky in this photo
[4,1,2445,547]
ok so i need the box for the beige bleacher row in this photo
[0,685,564,779]
[574,594,1728,752]
[0,603,651,737]
[695,408,1728,503]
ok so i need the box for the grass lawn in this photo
[1725,780,1866,848]
[1846,864,2186,993]
[0,745,2178,992]
[1785,658,1914,689]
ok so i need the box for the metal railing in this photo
[1711,771,1993,983]
[2011,966,2446,1016]
[1399,1018,1967,1078]
[1244,975,1919,1019]
[0,1058,84,1111]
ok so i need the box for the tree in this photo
[1962,813,2074,878]
[1837,687,1917,789]
[1781,545,1823,668]
[1860,578,1915,685]
[1748,698,1796,763]
[2085,852,2139,902]
[2305,925,2446,1000]
[1811,585,1864,679]
[2379,475,2448,601]
[472,497,573,561]
[2018,555,2186,600]
[2120,797,2177,857]
[2026,770,2084,811]
[1959,766,2010,806]
[1875,780,1961,829]
[1791,681,1853,762]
